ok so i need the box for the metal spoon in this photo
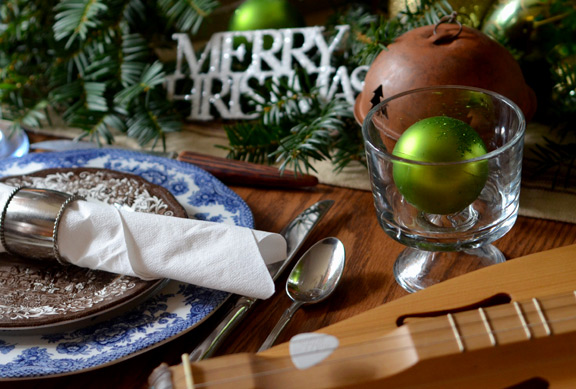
[258,237,346,351]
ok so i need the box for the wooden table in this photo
[5,156,576,388]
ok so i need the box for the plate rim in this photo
[0,148,252,379]
[0,166,188,331]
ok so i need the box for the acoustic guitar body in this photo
[165,244,576,388]
[365,331,576,388]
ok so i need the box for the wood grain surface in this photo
[5,132,576,388]
[169,244,576,388]
[5,180,576,389]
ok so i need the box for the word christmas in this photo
[165,25,367,121]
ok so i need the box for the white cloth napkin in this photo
[0,183,287,299]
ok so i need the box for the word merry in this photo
[165,25,367,121]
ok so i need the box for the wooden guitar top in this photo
[164,244,576,388]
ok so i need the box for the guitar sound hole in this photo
[395,293,512,326]
[505,377,549,389]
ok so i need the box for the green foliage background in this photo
[1,0,574,186]
[0,0,219,148]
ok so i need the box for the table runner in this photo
[31,121,576,224]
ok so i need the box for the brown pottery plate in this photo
[0,167,188,330]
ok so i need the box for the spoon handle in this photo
[258,301,304,352]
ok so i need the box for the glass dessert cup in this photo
[362,85,526,293]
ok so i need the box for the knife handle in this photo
[176,151,318,188]
[188,295,256,361]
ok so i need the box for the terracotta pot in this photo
[354,24,537,125]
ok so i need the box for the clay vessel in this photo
[354,24,537,125]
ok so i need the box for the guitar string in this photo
[187,313,576,389]
[187,297,576,386]
[184,294,576,387]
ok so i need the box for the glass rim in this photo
[362,85,527,165]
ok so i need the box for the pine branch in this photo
[220,121,280,165]
[527,136,576,189]
[53,0,109,48]
[5,99,49,131]
[67,110,123,144]
[114,61,166,109]
[324,5,379,67]
[126,96,181,149]
[120,33,150,86]
[350,0,454,67]
[352,15,402,66]
[222,71,357,174]
[271,97,350,174]
[158,0,220,34]
[1,0,217,148]
[84,82,108,111]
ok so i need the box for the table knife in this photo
[187,199,334,361]
[30,140,318,188]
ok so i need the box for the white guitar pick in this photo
[289,333,339,370]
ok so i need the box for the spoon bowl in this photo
[258,237,346,351]
[287,237,345,304]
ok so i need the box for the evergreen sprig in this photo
[501,0,576,188]
[223,0,575,184]
[349,0,453,66]
[220,71,357,173]
[2,0,574,185]
[222,1,456,174]
[159,0,219,33]
[528,137,576,189]
[0,0,219,147]
[271,96,353,174]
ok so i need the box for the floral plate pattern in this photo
[0,149,254,379]
[0,167,189,329]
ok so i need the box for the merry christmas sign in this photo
[165,25,367,121]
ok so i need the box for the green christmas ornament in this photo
[229,0,305,31]
[392,116,489,215]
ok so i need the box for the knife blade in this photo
[186,199,334,361]
[30,140,318,188]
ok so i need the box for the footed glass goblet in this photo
[362,85,526,293]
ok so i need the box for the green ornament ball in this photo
[392,116,489,215]
[229,0,305,31]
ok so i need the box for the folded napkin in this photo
[0,183,287,299]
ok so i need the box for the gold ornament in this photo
[387,0,496,28]
[550,43,576,105]
[481,0,552,52]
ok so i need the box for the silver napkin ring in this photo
[0,187,85,265]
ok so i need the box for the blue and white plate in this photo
[0,149,253,379]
